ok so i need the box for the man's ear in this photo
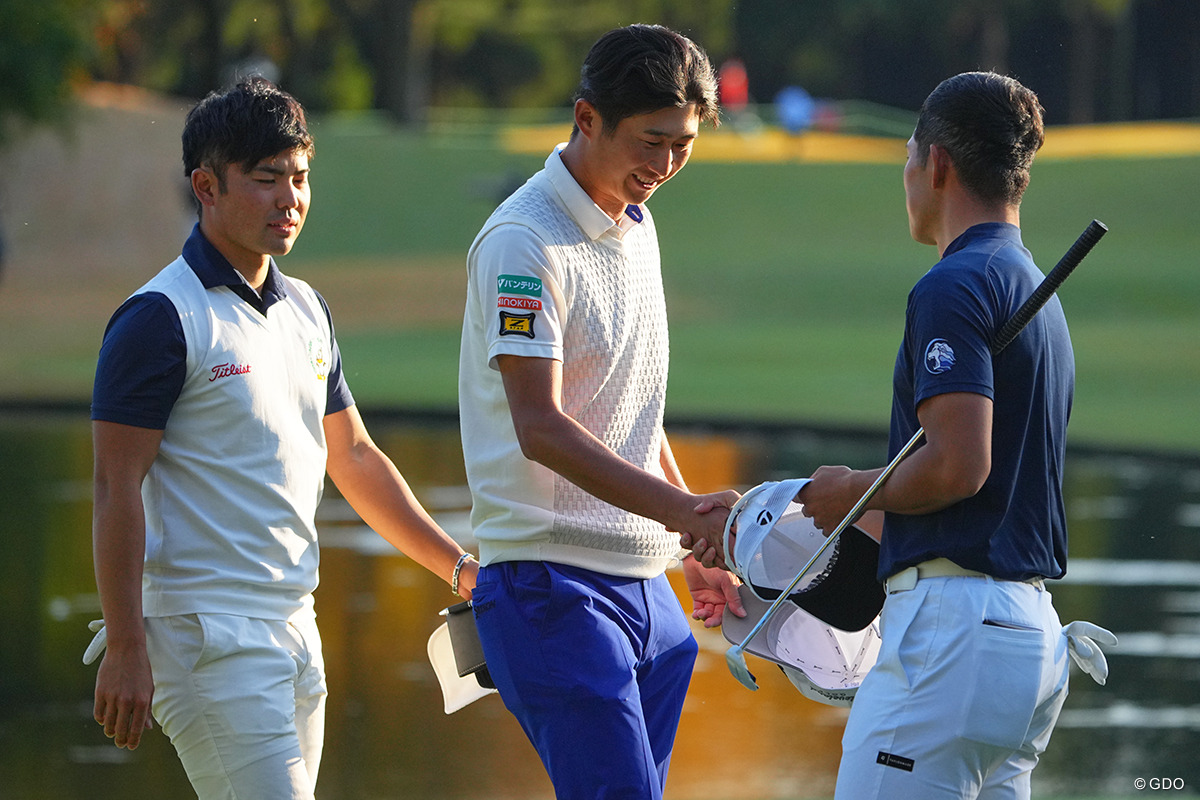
[573,99,600,142]
[928,144,952,189]
[190,167,218,209]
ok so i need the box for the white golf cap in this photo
[725,479,831,599]
[427,621,497,714]
[724,479,885,632]
[722,585,881,707]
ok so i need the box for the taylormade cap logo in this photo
[925,338,956,374]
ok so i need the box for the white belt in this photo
[885,558,1044,594]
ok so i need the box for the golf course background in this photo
[2,87,1197,455]
[1,89,1197,800]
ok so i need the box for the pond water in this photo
[1,407,1197,799]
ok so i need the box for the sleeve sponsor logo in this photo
[499,311,536,338]
[497,274,543,297]
[498,296,542,311]
[924,338,956,374]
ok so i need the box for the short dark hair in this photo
[573,24,719,136]
[913,71,1044,206]
[182,77,313,188]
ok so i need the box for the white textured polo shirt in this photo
[458,147,677,578]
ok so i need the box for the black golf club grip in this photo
[992,219,1108,355]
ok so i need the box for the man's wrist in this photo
[451,552,476,595]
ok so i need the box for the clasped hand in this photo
[677,489,739,570]
[672,490,746,627]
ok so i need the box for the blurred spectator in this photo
[718,57,750,112]
[775,85,815,134]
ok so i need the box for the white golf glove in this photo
[1063,620,1117,686]
[83,619,107,665]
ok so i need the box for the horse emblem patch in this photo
[924,338,955,375]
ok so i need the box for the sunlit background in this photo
[1,2,1198,798]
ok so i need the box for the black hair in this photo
[182,76,313,190]
[573,24,719,135]
[913,71,1044,206]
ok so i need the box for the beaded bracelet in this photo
[451,552,475,595]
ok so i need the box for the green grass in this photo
[297,122,546,258]
[284,124,1199,454]
[8,117,1197,456]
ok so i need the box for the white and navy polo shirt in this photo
[92,225,354,620]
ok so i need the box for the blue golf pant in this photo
[472,561,698,800]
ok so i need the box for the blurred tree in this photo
[730,0,1043,114]
[326,0,419,119]
[730,0,1196,124]
[327,0,735,121]
[1130,0,1199,119]
[89,0,374,112]
[10,0,1193,126]
[0,0,98,142]
[78,0,733,121]
[1061,0,1132,123]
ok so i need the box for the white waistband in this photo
[886,558,1044,594]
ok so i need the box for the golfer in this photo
[458,24,744,799]
[798,72,1096,798]
[89,77,475,799]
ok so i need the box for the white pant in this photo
[835,575,1070,799]
[145,613,327,800]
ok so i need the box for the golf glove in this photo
[1063,620,1117,685]
[83,619,107,665]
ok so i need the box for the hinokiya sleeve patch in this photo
[498,295,542,311]
[499,310,536,338]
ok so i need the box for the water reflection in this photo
[2,407,1198,799]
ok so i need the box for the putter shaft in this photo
[725,428,925,689]
[725,218,1108,690]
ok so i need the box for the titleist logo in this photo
[209,362,252,381]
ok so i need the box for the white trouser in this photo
[145,613,327,800]
[834,574,1069,800]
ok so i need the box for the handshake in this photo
[676,488,742,572]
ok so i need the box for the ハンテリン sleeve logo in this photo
[497,274,542,299]
[924,338,956,374]
[496,274,541,338]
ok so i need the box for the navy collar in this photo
[181,224,287,314]
[942,222,1023,259]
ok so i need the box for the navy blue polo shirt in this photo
[879,223,1074,582]
[92,225,354,429]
